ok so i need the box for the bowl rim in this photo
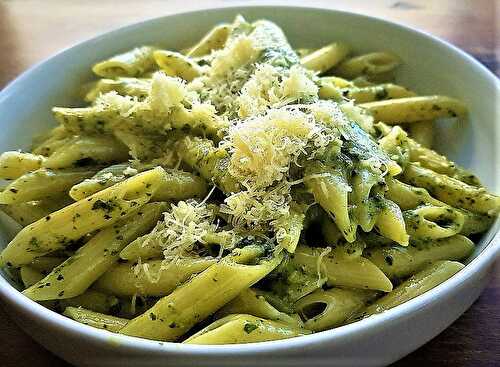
[0,3,499,356]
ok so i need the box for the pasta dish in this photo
[0,16,498,344]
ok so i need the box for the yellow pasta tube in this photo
[184,314,309,344]
[84,77,150,102]
[153,50,202,82]
[63,307,128,332]
[32,127,71,157]
[0,168,95,205]
[29,256,65,274]
[42,135,130,169]
[293,246,393,292]
[0,151,46,179]
[373,120,476,184]
[177,135,240,193]
[404,120,433,148]
[0,167,165,267]
[295,288,376,331]
[406,137,480,186]
[215,288,301,326]
[350,166,382,232]
[249,20,300,68]
[377,125,410,167]
[404,205,464,240]
[305,161,355,242]
[363,234,474,279]
[112,129,181,162]
[301,42,350,74]
[187,24,231,57]
[0,196,73,226]
[20,265,44,287]
[343,84,415,103]
[53,289,120,314]
[385,178,493,236]
[19,265,120,314]
[335,52,400,79]
[119,229,234,262]
[360,96,467,123]
[318,80,342,100]
[119,253,283,341]
[402,163,499,215]
[53,95,226,139]
[460,210,496,236]
[70,166,207,202]
[374,198,409,246]
[385,177,442,210]
[94,258,216,297]
[31,125,68,150]
[22,203,166,300]
[321,76,354,88]
[92,46,158,78]
[354,261,464,319]
[271,202,306,253]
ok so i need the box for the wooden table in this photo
[0,0,498,366]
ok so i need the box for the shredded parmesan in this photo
[224,108,330,189]
[210,36,259,78]
[237,64,318,118]
[95,72,199,120]
[221,182,292,228]
[140,200,217,261]
[149,72,190,113]
[95,91,137,116]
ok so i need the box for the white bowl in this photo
[0,5,498,367]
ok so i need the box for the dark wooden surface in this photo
[0,0,498,366]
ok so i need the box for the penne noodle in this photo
[0,168,165,267]
[360,96,467,123]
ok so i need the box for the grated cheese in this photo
[224,107,331,189]
[237,64,319,118]
[221,183,292,228]
[149,72,191,114]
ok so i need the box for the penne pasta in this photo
[363,235,474,279]
[0,16,497,345]
[0,168,165,267]
[22,203,167,300]
[402,163,499,215]
[293,246,393,292]
[153,50,203,82]
[94,257,216,297]
[335,52,400,79]
[216,288,302,326]
[0,168,96,205]
[301,42,350,74]
[63,307,128,332]
[119,252,283,341]
[352,261,464,319]
[0,151,46,179]
[42,135,129,169]
[360,96,467,123]
[0,196,74,227]
[184,314,309,344]
[92,46,158,78]
[295,288,376,331]
[186,24,231,57]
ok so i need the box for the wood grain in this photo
[0,1,498,366]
